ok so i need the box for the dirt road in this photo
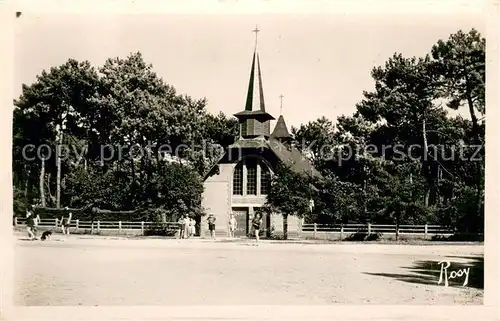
[14,234,483,306]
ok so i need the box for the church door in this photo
[231,207,248,237]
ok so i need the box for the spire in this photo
[234,26,274,139]
[271,94,291,141]
[244,49,266,111]
[271,115,292,140]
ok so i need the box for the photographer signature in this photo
[437,260,470,287]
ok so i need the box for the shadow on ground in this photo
[365,255,483,289]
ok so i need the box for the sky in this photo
[14,12,484,130]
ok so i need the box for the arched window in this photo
[246,157,257,195]
[232,157,272,196]
[233,162,243,195]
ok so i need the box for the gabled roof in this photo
[203,137,321,180]
[267,137,321,179]
[271,115,291,139]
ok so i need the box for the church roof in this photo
[271,115,291,139]
[224,137,321,179]
[268,137,321,178]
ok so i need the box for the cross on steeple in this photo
[279,94,284,114]
[252,25,260,50]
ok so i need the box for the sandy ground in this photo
[13,233,484,306]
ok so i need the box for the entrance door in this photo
[231,207,248,237]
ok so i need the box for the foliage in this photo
[12,29,485,236]
[13,52,234,222]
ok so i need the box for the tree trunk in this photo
[409,173,413,199]
[130,158,136,207]
[39,158,46,207]
[421,117,435,206]
[46,173,57,207]
[56,132,63,208]
[395,215,399,241]
[466,81,484,232]
[24,168,30,198]
[283,213,288,240]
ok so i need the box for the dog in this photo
[40,230,52,241]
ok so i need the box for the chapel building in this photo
[201,30,319,238]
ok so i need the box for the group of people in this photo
[25,205,40,240]
[178,215,197,239]
[24,205,72,240]
[227,212,263,244]
[178,212,263,243]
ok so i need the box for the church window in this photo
[246,158,257,195]
[260,163,271,195]
[233,162,243,195]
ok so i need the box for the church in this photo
[201,28,319,238]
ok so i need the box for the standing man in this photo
[25,207,36,240]
[177,216,184,239]
[207,214,216,239]
[228,213,237,238]
[61,207,72,235]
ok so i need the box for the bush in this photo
[345,232,383,241]
[144,224,179,237]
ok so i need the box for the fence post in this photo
[118,221,122,233]
[313,223,317,238]
[91,221,94,235]
[141,221,145,235]
[368,223,372,234]
[14,217,18,227]
[340,224,344,241]
[424,224,428,239]
[97,220,101,233]
[76,219,79,231]
[54,218,58,227]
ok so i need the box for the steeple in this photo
[271,94,292,142]
[234,26,275,139]
[271,115,292,140]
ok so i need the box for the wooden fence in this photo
[14,217,458,239]
[13,217,180,235]
[301,223,455,239]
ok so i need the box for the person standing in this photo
[228,213,237,238]
[61,208,72,235]
[25,208,36,240]
[252,213,263,245]
[177,216,184,239]
[32,205,40,239]
[207,214,216,239]
[189,217,196,237]
[182,215,190,239]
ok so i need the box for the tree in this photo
[13,59,101,208]
[13,52,226,222]
[431,28,485,228]
[263,163,313,239]
[291,116,336,171]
